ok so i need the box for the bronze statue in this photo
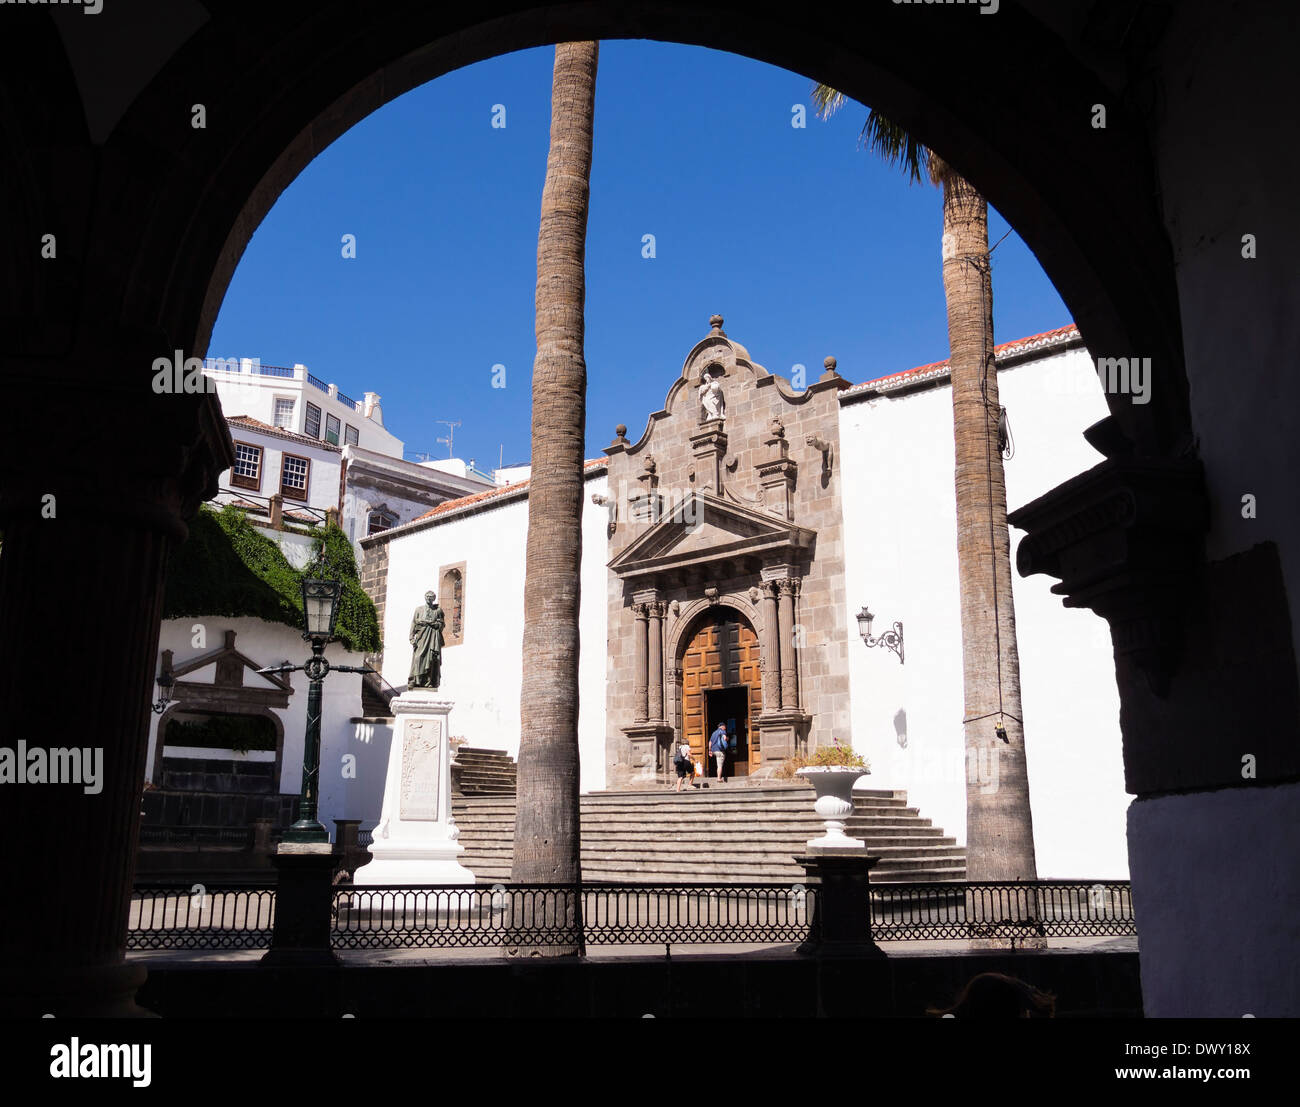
[408,590,445,689]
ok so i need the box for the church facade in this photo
[361,317,1129,877]
[602,314,851,786]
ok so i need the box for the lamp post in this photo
[151,669,174,714]
[258,577,373,844]
[857,606,905,665]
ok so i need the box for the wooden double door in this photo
[680,608,764,777]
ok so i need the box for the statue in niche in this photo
[408,590,445,689]
[699,367,726,422]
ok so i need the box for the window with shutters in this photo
[280,454,310,501]
[273,397,295,429]
[304,402,321,438]
[231,442,263,490]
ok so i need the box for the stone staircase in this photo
[449,784,966,884]
[453,747,518,795]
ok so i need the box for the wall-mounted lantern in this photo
[857,606,904,665]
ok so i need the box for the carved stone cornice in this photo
[1008,454,1208,696]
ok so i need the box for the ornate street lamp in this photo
[857,606,904,665]
[151,668,174,714]
[258,577,373,844]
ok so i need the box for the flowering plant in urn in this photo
[792,739,870,851]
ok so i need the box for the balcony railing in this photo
[210,488,330,526]
[125,879,1136,954]
[306,372,329,393]
[337,391,359,411]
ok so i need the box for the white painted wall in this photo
[147,617,380,834]
[215,425,342,517]
[204,364,403,457]
[1128,782,1300,1017]
[381,474,610,793]
[253,526,317,569]
[838,345,1129,877]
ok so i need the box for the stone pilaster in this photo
[648,601,666,722]
[761,581,782,711]
[777,577,801,710]
[690,421,729,495]
[757,417,798,520]
[631,602,649,722]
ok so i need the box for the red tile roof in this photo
[226,414,341,451]
[411,458,608,523]
[840,323,1080,397]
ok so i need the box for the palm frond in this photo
[861,110,929,185]
[810,83,846,120]
[811,83,933,186]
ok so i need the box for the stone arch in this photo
[667,592,765,665]
[150,703,286,791]
[3,3,1184,459]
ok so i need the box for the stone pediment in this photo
[608,492,814,582]
[164,629,294,709]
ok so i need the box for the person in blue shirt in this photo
[709,723,728,782]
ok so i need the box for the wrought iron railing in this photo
[870,881,1135,944]
[331,883,814,950]
[128,885,276,950]
[210,488,330,526]
[337,392,359,410]
[306,372,329,393]
[125,880,1135,953]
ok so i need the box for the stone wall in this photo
[359,535,390,669]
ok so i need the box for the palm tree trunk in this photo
[509,42,598,956]
[941,172,1039,884]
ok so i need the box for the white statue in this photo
[699,371,726,421]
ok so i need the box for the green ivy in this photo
[163,505,381,654]
[165,713,276,754]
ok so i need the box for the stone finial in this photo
[611,423,629,447]
[643,453,656,474]
[769,416,785,439]
[709,314,724,334]
[824,356,837,374]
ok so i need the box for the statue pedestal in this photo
[353,692,474,891]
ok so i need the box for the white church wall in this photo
[380,471,609,791]
[838,344,1129,877]
[999,347,1129,879]
[839,381,968,854]
[147,617,367,834]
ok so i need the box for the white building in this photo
[139,360,497,839]
[362,320,1131,878]
[201,358,494,557]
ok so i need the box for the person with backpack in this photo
[709,722,729,782]
[673,740,695,792]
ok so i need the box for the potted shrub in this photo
[784,740,870,851]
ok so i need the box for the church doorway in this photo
[705,687,750,779]
[680,607,764,778]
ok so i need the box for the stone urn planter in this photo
[797,767,870,851]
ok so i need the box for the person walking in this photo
[709,722,728,783]
[673,741,695,792]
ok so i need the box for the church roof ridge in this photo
[838,323,1080,400]
[404,458,607,526]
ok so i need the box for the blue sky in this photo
[209,41,1069,469]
